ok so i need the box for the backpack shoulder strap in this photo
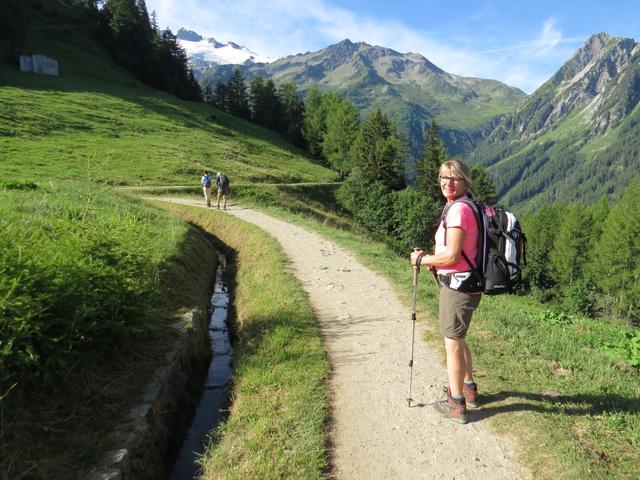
[441,197,483,272]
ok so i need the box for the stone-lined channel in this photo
[169,254,233,479]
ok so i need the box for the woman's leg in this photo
[444,337,466,396]
[463,341,474,382]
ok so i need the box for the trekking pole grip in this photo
[413,251,426,286]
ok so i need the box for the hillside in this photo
[0,3,336,478]
[0,3,336,187]
[193,39,527,158]
[471,33,640,209]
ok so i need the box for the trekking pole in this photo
[407,249,425,407]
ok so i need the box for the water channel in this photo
[169,254,233,479]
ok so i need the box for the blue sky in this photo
[145,0,639,94]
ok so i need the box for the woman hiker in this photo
[410,159,481,424]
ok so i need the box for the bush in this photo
[337,177,395,239]
[602,331,640,368]
[562,279,596,316]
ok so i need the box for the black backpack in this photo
[218,174,230,188]
[441,197,526,295]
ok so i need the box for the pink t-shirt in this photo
[434,198,479,275]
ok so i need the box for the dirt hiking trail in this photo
[158,198,529,480]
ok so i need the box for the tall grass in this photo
[0,181,187,385]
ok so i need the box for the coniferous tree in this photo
[583,196,610,286]
[278,82,304,146]
[155,29,201,100]
[352,108,404,190]
[590,180,640,323]
[98,3,200,101]
[249,77,280,129]
[550,203,591,286]
[302,86,327,160]
[203,85,214,105]
[471,165,497,205]
[521,203,564,296]
[150,9,158,31]
[213,81,229,111]
[322,97,360,178]
[416,119,447,203]
[227,69,250,119]
[0,0,26,64]
[249,76,266,123]
[262,79,282,130]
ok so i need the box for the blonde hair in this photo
[439,159,473,189]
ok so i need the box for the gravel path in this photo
[157,198,528,480]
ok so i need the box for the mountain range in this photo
[176,28,277,66]
[471,32,640,208]
[181,29,639,209]
[188,34,526,160]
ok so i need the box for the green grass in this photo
[155,204,329,480]
[0,46,335,187]
[0,183,219,479]
[0,181,190,382]
[0,74,335,186]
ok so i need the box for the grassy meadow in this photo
[0,64,335,186]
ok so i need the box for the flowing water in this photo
[169,255,232,479]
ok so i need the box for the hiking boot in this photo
[433,387,468,424]
[463,382,480,408]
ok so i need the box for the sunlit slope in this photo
[0,35,335,186]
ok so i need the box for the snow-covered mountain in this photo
[176,28,277,65]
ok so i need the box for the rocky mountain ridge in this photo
[472,32,640,209]
[176,28,276,65]
[195,38,526,159]
[489,33,638,142]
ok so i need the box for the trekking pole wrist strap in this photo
[415,253,426,269]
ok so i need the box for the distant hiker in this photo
[201,170,212,207]
[410,159,481,424]
[216,171,230,210]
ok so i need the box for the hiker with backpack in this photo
[410,159,526,424]
[410,159,482,424]
[216,172,230,210]
[201,170,212,208]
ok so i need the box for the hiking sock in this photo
[463,381,480,408]
[451,394,464,402]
